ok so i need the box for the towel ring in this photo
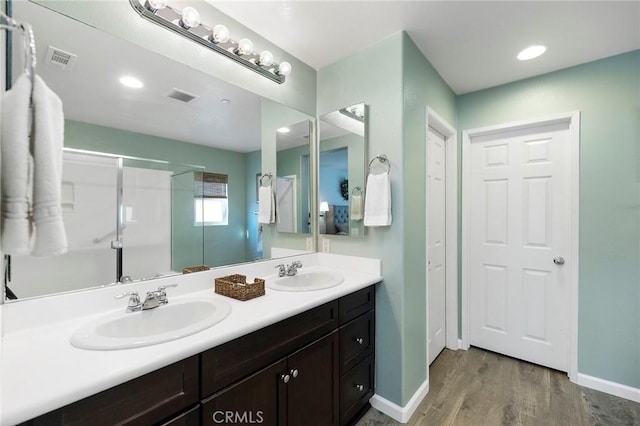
[352,186,363,196]
[368,154,391,174]
[259,173,273,186]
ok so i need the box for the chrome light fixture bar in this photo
[129,0,291,84]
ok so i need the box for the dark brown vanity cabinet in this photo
[24,285,376,426]
[202,331,340,426]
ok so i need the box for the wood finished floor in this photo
[356,347,640,426]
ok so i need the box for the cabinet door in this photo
[287,330,340,426]
[201,359,287,426]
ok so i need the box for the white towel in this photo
[350,193,363,221]
[363,172,392,227]
[0,74,67,256]
[31,75,67,256]
[258,185,275,224]
[1,74,33,254]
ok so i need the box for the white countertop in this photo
[0,253,381,425]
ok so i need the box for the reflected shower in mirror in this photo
[276,120,312,234]
[5,1,313,301]
[318,103,367,237]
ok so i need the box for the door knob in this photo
[553,257,565,265]
[289,369,299,378]
[354,337,364,345]
[281,373,290,384]
[354,384,364,392]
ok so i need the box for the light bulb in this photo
[146,0,167,12]
[517,45,547,61]
[180,7,200,29]
[277,127,290,133]
[119,76,143,89]
[211,24,230,43]
[235,38,254,56]
[257,50,274,67]
[276,61,292,76]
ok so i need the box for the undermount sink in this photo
[267,268,344,292]
[70,298,231,350]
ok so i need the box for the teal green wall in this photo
[401,33,457,402]
[457,50,640,388]
[64,120,251,268]
[318,31,456,405]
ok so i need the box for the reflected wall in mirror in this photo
[276,120,312,234]
[4,1,313,301]
[318,103,367,237]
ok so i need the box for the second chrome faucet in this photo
[275,261,303,277]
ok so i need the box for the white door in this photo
[428,127,447,365]
[276,176,296,233]
[468,122,571,371]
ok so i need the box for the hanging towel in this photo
[350,193,363,221]
[258,185,275,224]
[363,172,392,226]
[31,75,67,256]
[1,74,33,254]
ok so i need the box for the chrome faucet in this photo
[286,261,303,276]
[115,284,178,313]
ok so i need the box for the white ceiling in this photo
[14,1,263,153]
[211,1,640,94]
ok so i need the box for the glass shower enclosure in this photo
[4,149,205,300]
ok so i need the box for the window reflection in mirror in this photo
[318,103,367,237]
[275,120,312,234]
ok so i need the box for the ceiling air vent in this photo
[164,88,199,104]
[45,46,77,70]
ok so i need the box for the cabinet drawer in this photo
[202,300,339,396]
[27,356,199,426]
[340,310,375,374]
[159,405,199,426]
[339,286,375,325]
[340,355,374,426]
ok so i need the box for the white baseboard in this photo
[369,380,429,423]
[576,373,640,403]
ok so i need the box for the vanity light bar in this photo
[129,0,291,84]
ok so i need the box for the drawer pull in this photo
[289,369,299,378]
[355,384,364,392]
[281,373,290,384]
[355,337,364,345]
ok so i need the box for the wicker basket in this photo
[182,265,210,274]
[214,274,265,301]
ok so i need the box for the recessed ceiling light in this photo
[517,45,547,61]
[119,75,143,88]
[277,127,290,134]
[221,98,231,104]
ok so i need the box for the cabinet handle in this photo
[355,337,364,345]
[355,384,364,392]
[281,374,290,384]
[289,369,299,378]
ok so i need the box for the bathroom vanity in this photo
[2,254,380,426]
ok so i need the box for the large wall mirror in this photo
[318,103,367,237]
[4,1,314,301]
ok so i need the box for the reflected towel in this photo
[350,194,363,221]
[363,172,392,227]
[31,75,68,256]
[258,185,275,224]
[1,74,33,254]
